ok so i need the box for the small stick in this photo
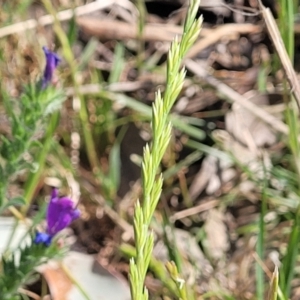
[0,0,115,38]
[77,18,261,44]
[170,199,219,221]
[258,1,300,110]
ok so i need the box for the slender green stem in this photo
[256,166,268,300]
[120,243,178,296]
[268,267,279,300]
[135,0,146,71]
[41,0,102,174]
[278,0,294,60]
[3,219,19,253]
[129,1,202,299]
[22,112,59,213]
[61,263,92,300]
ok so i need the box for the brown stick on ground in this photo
[259,1,300,110]
[76,17,261,45]
[76,18,183,42]
[0,0,116,38]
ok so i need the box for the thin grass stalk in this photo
[276,1,300,297]
[135,0,147,71]
[286,101,300,178]
[279,101,300,297]
[268,267,279,300]
[256,169,268,300]
[128,1,202,299]
[41,0,102,176]
[22,112,59,213]
[162,213,182,273]
[278,0,295,61]
[285,0,294,62]
[279,212,300,297]
[5,113,59,251]
[120,243,178,297]
[61,263,91,300]
[165,261,189,300]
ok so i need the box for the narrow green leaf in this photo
[67,12,77,46]
[108,42,125,84]
[268,267,279,300]
[256,167,268,300]
[108,126,127,195]
[0,197,26,211]
[279,214,300,296]
[78,38,99,71]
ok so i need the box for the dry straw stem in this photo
[165,261,188,300]
[0,0,134,38]
[171,199,219,222]
[77,17,260,44]
[129,0,202,299]
[258,0,300,110]
[267,266,279,300]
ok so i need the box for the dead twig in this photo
[76,18,183,42]
[77,18,261,46]
[170,199,219,222]
[259,1,300,110]
[0,0,122,38]
[66,81,149,96]
[18,288,41,300]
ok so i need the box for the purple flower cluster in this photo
[42,46,60,89]
[34,189,80,246]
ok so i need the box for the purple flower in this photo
[34,188,80,246]
[34,232,52,247]
[42,46,60,89]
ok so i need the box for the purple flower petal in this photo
[34,232,52,247]
[46,190,80,237]
[42,46,60,89]
[51,188,59,199]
